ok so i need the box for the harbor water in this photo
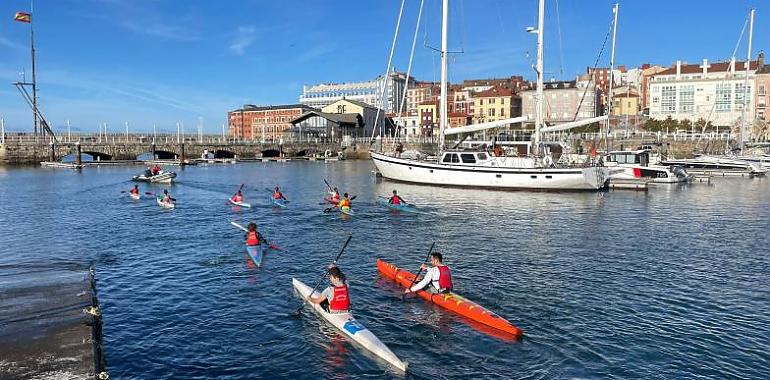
[0,161,768,379]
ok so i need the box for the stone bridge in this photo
[1,133,426,164]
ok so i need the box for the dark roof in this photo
[290,110,363,125]
[230,104,317,113]
[655,60,760,76]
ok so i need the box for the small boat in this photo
[377,259,522,339]
[605,150,690,183]
[377,197,417,212]
[129,193,141,200]
[156,197,175,209]
[228,199,252,208]
[132,171,177,184]
[660,155,767,176]
[292,278,407,372]
[246,244,265,267]
[271,197,287,208]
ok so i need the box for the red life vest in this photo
[232,195,242,202]
[331,192,340,203]
[329,285,350,311]
[130,188,139,195]
[391,196,401,205]
[437,265,453,291]
[246,230,260,246]
[273,191,281,200]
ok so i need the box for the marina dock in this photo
[0,263,106,379]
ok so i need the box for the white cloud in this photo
[229,26,257,55]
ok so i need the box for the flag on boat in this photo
[14,12,31,23]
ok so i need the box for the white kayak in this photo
[292,278,407,372]
[228,199,252,208]
[157,197,175,209]
[129,193,141,200]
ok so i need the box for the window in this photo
[716,83,732,112]
[734,83,751,108]
[500,108,505,117]
[477,153,488,160]
[679,85,694,113]
[661,85,676,113]
[442,153,459,163]
[760,85,766,96]
[460,153,476,163]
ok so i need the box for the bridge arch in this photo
[153,150,178,159]
[214,149,236,159]
[82,151,112,161]
[261,149,280,158]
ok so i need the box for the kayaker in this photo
[337,193,351,210]
[161,189,173,203]
[388,190,406,205]
[308,266,350,313]
[273,187,288,201]
[330,187,341,204]
[404,252,453,295]
[231,190,244,203]
[129,185,140,195]
[244,222,263,246]
[151,165,161,175]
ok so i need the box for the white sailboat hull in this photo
[371,151,608,190]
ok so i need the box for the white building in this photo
[390,114,421,137]
[520,78,600,125]
[299,71,413,112]
[649,58,758,127]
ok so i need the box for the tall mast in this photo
[30,0,39,135]
[438,0,449,152]
[534,0,545,155]
[740,8,754,152]
[606,3,619,152]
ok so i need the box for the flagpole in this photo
[30,0,38,136]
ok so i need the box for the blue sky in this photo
[0,0,767,133]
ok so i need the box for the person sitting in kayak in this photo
[388,190,406,205]
[231,190,244,203]
[273,187,288,201]
[329,187,341,204]
[337,193,351,210]
[404,252,453,295]
[129,185,140,195]
[308,266,350,313]
[245,222,264,246]
[161,189,173,203]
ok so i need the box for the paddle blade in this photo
[230,221,249,232]
[144,192,155,195]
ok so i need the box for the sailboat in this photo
[371,0,610,191]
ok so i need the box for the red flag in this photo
[14,12,31,23]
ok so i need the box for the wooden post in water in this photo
[75,142,82,166]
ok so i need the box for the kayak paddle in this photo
[291,234,352,317]
[403,242,435,301]
[230,221,282,250]
[323,179,333,192]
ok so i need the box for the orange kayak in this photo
[377,259,523,339]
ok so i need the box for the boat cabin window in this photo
[639,152,649,166]
[476,153,488,160]
[442,153,460,163]
[460,153,476,163]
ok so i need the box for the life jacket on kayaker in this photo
[329,285,350,312]
[273,187,284,200]
[338,194,350,208]
[232,190,243,203]
[130,186,139,195]
[161,190,172,203]
[389,190,404,205]
[245,223,261,246]
[434,264,453,292]
[330,188,340,203]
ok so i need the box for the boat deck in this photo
[0,262,106,379]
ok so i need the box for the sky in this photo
[0,0,767,133]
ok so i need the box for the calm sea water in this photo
[0,161,768,379]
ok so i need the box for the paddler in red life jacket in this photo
[129,185,140,195]
[151,165,161,176]
[231,190,244,203]
[388,189,406,205]
[161,189,173,203]
[330,187,341,204]
[244,222,264,246]
[308,266,350,313]
[404,252,453,295]
[273,186,288,201]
